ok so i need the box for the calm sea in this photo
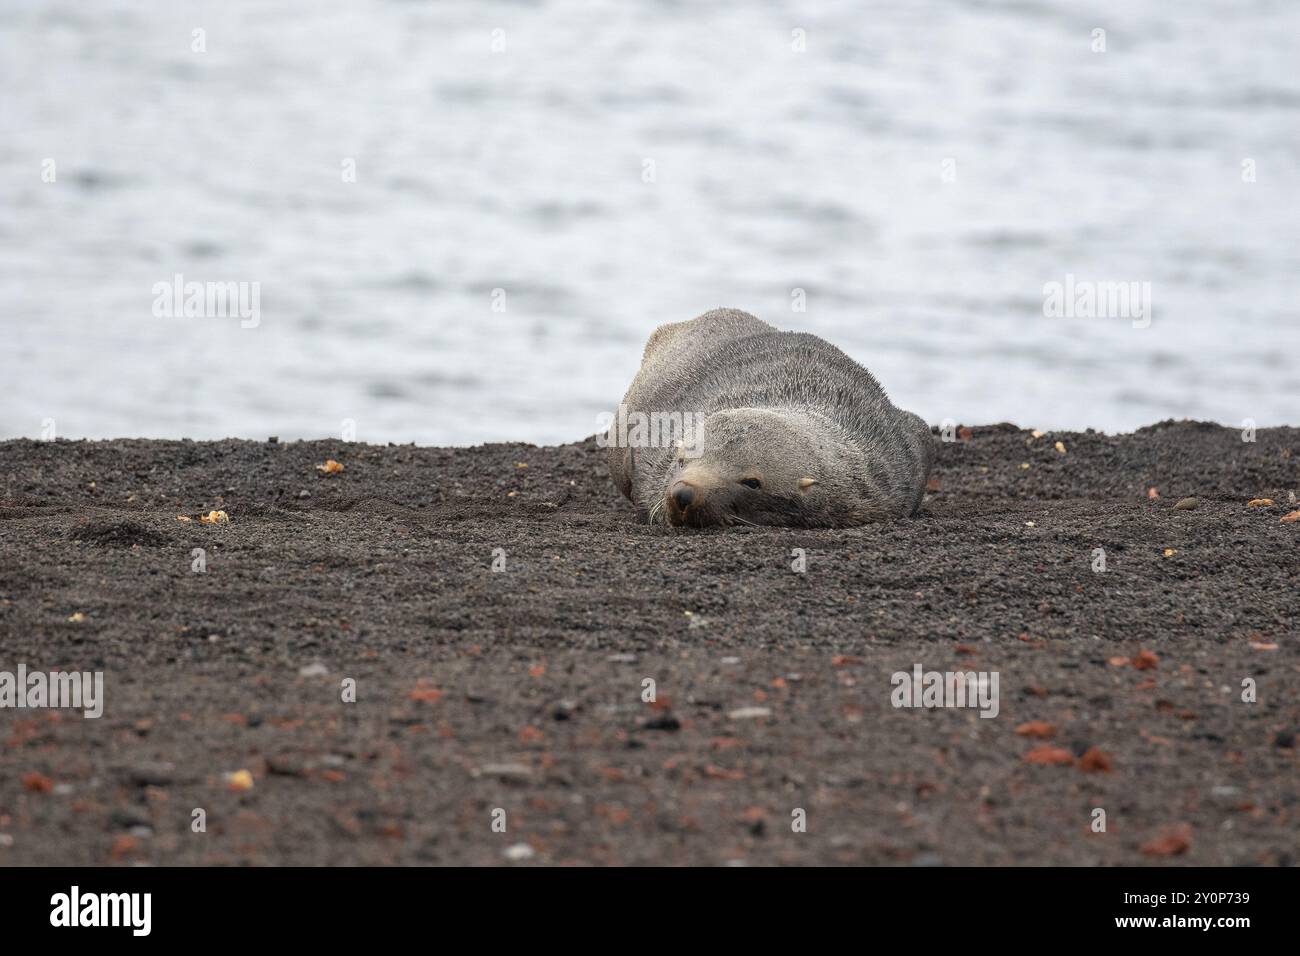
[2,0,1297,445]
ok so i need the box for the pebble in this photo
[503,843,535,861]
[298,662,329,678]
[478,763,533,782]
[267,755,307,777]
[606,653,637,663]
[643,715,681,731]
[721,656,741,665]
[1206,785,1237,806]
[121,761,176,787]
[1174,497,1199,510]
[110,810,151,830]
[728,706,772,720]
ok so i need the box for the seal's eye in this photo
[739,478,762,490]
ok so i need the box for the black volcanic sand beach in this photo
[0,422,1297,866]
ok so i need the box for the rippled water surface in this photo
[2,0,1298,444]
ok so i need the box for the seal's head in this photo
[655,408,877,528]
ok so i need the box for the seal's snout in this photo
[665,479,706,525]
[671,480,696,512]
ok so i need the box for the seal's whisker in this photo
[648,497,667,527]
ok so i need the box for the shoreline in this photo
[3,416,1294,448]
[0,421,1296,865]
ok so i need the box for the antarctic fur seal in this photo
[605,309,934,528]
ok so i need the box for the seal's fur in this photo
[607,309,934,528]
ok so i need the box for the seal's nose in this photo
[671,481,696,511]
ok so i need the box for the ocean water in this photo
[2,0,1298,446]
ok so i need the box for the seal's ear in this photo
[798,477,818,493]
